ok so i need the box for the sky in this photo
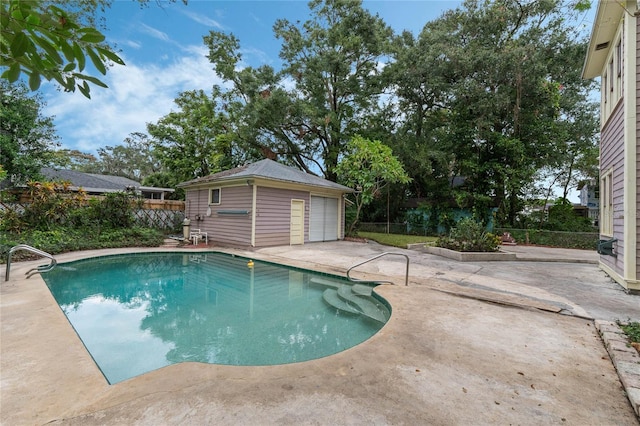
[40,0,470,155]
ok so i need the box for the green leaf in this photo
[10,31,29,57]
[33,34,62,64]
[62,62,75,72]
[72,42,85,72]
[28,71,41,91]
[86,47,106,74]
[59,39,74,62]
[96,47,125,66]
[2,62,21,82]
[76,73,108,88]
[78,29,106,44]
[78,81,91,99]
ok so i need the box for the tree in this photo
[147,88,234,185]
[0,80,61,185]
[335,136,410,235]
[1,0,185,98]
[204,0,393,181]
[87,132,161,181]
[385,0,598,226]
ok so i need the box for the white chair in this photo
[189,229,208,245]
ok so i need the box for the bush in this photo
[495,228,598,250]
[436,218,501,252]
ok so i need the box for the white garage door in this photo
[309,196,338,242]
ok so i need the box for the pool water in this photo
[42,252,390,384]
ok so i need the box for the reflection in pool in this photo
[42,252,390,384]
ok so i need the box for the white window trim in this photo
[209,188,221,205]
[600,169,613,237]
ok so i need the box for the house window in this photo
[600,169,613,236]
[209,188,221,205]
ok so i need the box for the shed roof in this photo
[179,159,353,192]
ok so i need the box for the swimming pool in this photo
[42,252,390,384]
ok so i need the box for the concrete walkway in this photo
[1,242,639,425]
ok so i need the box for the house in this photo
[40,168,174,200]
[582,0,639,292]
[178,159,353,248]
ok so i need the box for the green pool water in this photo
[42,252,389,384]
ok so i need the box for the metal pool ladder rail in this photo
[347,252,410,286]
[5,244,57,282]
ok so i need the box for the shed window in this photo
[210,188,221,205]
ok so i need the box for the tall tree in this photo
[204,0,393,181]
[386,0,598,225]
[147,88,234,184]
[335,135,410,235]
[0,80,60,185]
[86,132,161,181]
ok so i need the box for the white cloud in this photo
[180,9,224,29]
[43,45,225,154]
[139,23,170,42]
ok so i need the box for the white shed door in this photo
[309,196,338,242]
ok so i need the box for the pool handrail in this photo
[5,244,57,282]
[347,252,409,286]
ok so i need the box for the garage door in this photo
[309,196,338,242]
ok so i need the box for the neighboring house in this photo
[40,168,174,200]
[578,180,600,225]
[582,0,639,292]
[178,159,353,248]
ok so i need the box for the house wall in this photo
[186,185,253,246]
[600,98,625,275]
[254,186,309,247]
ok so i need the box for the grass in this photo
[618,321,640,344]
[357,231,437,248]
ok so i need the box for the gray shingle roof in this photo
[41,168,140,192]
[179,159,353,192]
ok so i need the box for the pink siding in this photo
[600,100,625,274]
[186,186,253,246]
[254,186,309,247]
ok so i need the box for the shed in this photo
[178,159,354,247]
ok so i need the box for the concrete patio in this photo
[1,241,639,425]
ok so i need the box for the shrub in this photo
[436,217,501,252]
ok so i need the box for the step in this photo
[352,283,374,296]
[322,289,360,315]
[310,277,344,289]
[337,285,388,324]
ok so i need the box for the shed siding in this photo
[600,100,625,274]
[186,186,253,246]
[254,186,309,247]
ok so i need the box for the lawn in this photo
[357,231,437,248]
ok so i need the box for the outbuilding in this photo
[178,159,353,247]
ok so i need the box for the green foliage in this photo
[0,81,61,185]
[336,135,410,235]
[357,231,437,248]
[618,321,640,344]
[204,0,393,180]
[0,0,125,98]
[147,88,235,183]
[436,217,501,252]
[495,228,598,250]
[0,226,164,262]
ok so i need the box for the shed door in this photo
[290,199,304,245]
[309,196,338,242]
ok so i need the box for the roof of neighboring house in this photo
[582,0,624,79]
[40,168,173,194]
[178,159,353,192]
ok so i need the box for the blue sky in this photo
[40,0,464,155]
[39,0,596,158]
